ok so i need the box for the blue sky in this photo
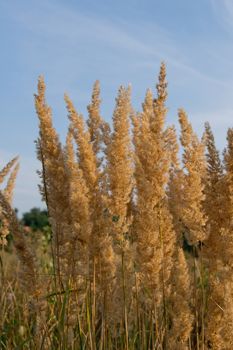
[1,0,233,214]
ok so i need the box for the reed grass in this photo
[1,63,233,349]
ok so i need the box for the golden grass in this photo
[1,63,233,349]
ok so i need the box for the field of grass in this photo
[1,63,233,349]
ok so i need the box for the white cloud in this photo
[4,0,231,89]
[210,0,233,33]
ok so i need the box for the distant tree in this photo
[21,207,49,231]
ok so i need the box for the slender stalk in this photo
[121,250,129,350]
[92,256,96,350]
[200,243,205,350]
[193,247,199,350]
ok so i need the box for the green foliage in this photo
[21,207,49,231]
